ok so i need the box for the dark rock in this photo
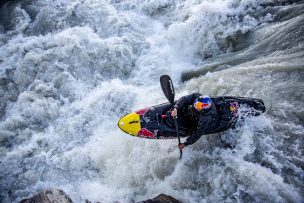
[20,189,181,203]
[20,188,73,203]
[138,194,182,203]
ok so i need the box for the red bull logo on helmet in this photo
[194,96,212,111]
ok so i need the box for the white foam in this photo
[0,0,303,202]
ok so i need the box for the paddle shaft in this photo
[174,116,182,159]
[160,75,182,159]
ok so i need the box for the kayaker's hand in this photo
[171,108,177,117]
[178,143,186,150]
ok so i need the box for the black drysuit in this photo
[173,93,219,146]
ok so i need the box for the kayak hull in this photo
[117,96,265,139]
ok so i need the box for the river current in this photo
[0,0,303,202]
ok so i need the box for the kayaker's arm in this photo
[184,130,203,146]
[178,143,186,150]
[184,116,213,146]
[174,92,201,110]
[184,104,218,146]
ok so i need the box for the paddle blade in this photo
[160,75,175,104]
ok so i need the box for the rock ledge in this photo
[20,189,181,203]
[20,188,73,203]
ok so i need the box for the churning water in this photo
[0,0,303,202]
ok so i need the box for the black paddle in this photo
[160,75,182,159]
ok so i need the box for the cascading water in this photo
[0,0,303,202]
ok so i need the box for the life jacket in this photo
[184,103,219,133]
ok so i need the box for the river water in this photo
[0,0,303,202]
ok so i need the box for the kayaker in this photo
[171,93,219,150]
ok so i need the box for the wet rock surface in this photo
[138,194,182,203]
[21,189,181,203]
[20,189,73,203]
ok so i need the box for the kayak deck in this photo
[118,96,265,139]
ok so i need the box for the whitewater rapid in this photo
[0,0,303,202]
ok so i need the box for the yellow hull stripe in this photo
[117,112,141,136]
